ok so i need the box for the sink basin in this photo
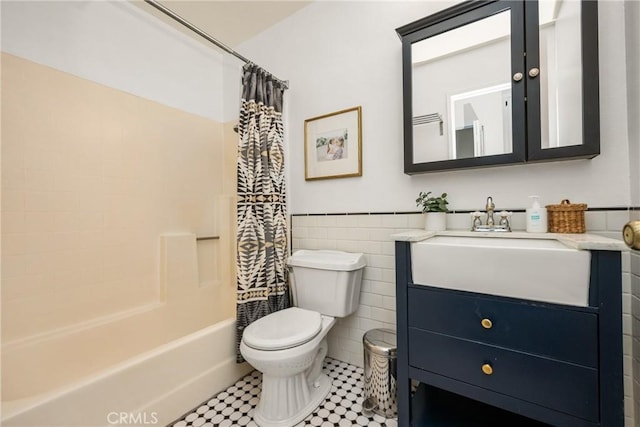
[411,236,591,306]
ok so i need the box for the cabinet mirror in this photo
[397,0,599,174]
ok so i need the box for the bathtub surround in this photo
[1,9,240,422]
[291,208,636,426]
[236,63,290,362]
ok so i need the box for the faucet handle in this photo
[499,211,512,231]
[470,211,483,231]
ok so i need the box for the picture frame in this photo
[304,106,362,180]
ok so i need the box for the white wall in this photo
[237,1,633,214]
[626,0,640,207]
[1,1,225,121]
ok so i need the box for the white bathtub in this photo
[1,317,252,427]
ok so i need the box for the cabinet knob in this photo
[481,318,493,329]
[529,67,540,78]
[482,363,493,375]
[513,72,524,82]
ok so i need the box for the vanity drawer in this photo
[408,328,599,422]
[408,286,598,367]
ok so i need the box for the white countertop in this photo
[391,229,628,251]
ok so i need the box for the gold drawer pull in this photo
[482,363,493,375]
[481,318,493,329]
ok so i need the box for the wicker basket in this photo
[546,199,587,233]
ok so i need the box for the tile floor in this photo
[170,358,397,427]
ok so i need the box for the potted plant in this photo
[416,191,449,231]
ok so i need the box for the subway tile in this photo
[370,307,395,324]
[361,280,374,294]
[357,215,383,228]
[338,314,360,330]
[291,226,308,238]
[363,267,383,281]
[359,318,386,332]
[355,305,372,319]
[407,214,425,229]
[623,272,632,294]
[608,211,632,232]
[335,215,358,228]
[623,252,631,274]
[585,211,607,231]
[333,239,360,253]
[368,228,394,242]
[624,293,632,315]
[360,292,383,308]
[624,314,633,335]
[292,216,317,228]
[632,252,640,275]
[381,242,395,256]
[341,337,362,354]
[291,238,301,250]
[297,238,320,249]
[446,213,470,231]
[383,296,396,310]
[381,214,408,228]
[349,328,366,342]
[307,227,328,239]
[326,227,348,240]
[381,268,396,284]
[366,254,395,269]
[509,213,526,231]
[314,215,337,227]
[345,228,370,241]
[372,280,396,297]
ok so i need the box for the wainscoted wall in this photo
[292,209,635,426]
[630,210,640,426]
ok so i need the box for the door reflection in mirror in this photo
[411,9,512,163]
[450,83,512,160]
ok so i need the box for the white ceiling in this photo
[136,0,312,52]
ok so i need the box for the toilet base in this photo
[253,373,331,427]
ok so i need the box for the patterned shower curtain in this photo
[235,64,290,362]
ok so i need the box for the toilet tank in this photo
[288,250,366,317]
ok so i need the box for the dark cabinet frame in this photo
[394,240,624,426]
[396,0,600,174]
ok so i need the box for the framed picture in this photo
[304,106,362,180]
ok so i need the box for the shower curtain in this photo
[235,64,290,362]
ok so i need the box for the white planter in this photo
[424,212,447,231]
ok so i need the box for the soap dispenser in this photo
[526,196,548,233]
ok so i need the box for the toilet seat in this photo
[243,307,322,351]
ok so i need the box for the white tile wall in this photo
[291,209,636,426]
[630,210,640,427]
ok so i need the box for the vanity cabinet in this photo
[396,0,600,173]
[395,241,623,426]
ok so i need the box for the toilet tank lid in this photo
[288,250,366,271]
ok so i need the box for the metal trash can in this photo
[362,328,397,418]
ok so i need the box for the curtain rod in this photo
[144,0,289,89]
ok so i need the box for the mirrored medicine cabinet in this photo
[396,0,600,174]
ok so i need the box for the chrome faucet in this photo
[485,196,495,227]
[471,196,512,232]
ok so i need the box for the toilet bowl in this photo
[240,308,336,427]
[239,250,366,427]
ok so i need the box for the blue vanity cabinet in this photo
[395,241,623,426]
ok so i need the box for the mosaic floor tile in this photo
[170,358,397,427]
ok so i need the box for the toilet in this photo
[240,249,366,427]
